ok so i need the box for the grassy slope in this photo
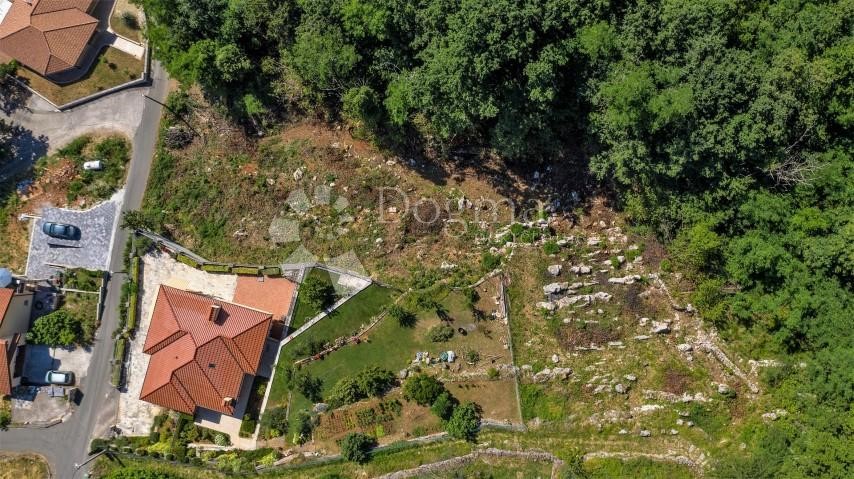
[267,284,396,413]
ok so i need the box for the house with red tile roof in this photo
[139,286,273,417]
[0,283,35,397]
[0,0,98,76]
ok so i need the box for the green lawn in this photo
[288,268,336,332]
[267,285,519,442]
[267,284,396,413]
[585,458,696,479]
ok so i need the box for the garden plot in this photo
[263,276,521,451]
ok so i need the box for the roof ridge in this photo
[230,321,270,368]
[190,348,231,402]
[161,285,194,346]
[37,15,98,34]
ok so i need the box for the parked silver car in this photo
[44,370,75,385]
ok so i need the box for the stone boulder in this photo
[547,264,562,276]
[543,282,570,295]
[651,321,671,334]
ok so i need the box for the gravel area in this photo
[117,251,238,434]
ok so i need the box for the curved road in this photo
[0,62,169,478]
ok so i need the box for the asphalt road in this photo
[0,61,169,478]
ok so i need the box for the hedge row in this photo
[111,337,127,387]
[201,263,231,273]
[176,252,201,268]
[127,256,141,332]
[174,252,282,278]
[232,265,261,275]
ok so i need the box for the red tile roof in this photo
[0,339,11,397]
[0,0,97,76]
[233,276,296,320]
[0,288,12,328]
[140,286,272,416]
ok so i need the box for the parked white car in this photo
[83,160,103,171]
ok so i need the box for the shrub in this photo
[231,265,261,275]
[294,370,323,403]
[260,407,288,438]
[402,374,445,406]
[388,304,417,328]
[339,432,376,464]
[294,410,317,444]
[428,324,454,342]
[660,259,672,272]
[543,240,560,255]
[262,266,282,276]
[327,367,396,407]
[176,253,200,268]
[481,252,501,270]
[446,402,482,441]
[239,414,257,438]
[89,438,110,454]
[201,263,231,273]
[214,433,230,446]
[27,310,81,346]
[465,350,480,364]
[430,391,458,421]
[487,367,500,380]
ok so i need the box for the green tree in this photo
[430,391,458,421]
[27,310,80,347]
[445,401,482,442]
[260,407,289,438]
[402,373,445,406]
[301,275,335,311]
[105,468,180,479]
[387,304,417,328]
[339,432,376,464]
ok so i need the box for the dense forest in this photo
[140,0,852,477]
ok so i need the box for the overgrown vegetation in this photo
[36,135,132,204]
[132,0,854,475]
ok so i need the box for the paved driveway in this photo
[22,345,93,385]
[25,198,121,279]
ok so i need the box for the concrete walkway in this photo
[110,35,145,58]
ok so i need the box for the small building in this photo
[0,0,98,77]
[139,286,273,417]
[0,281,35,397]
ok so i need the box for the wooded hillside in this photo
[140,1,853,476]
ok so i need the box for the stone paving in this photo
[25,195,122,279]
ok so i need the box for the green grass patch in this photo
[267,284,394,420]
[584,457,696,479]
[519,384,567,421]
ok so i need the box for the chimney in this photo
[208,304,221,322]
[222,397,234,407]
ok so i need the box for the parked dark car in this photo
[42,222,81,240]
